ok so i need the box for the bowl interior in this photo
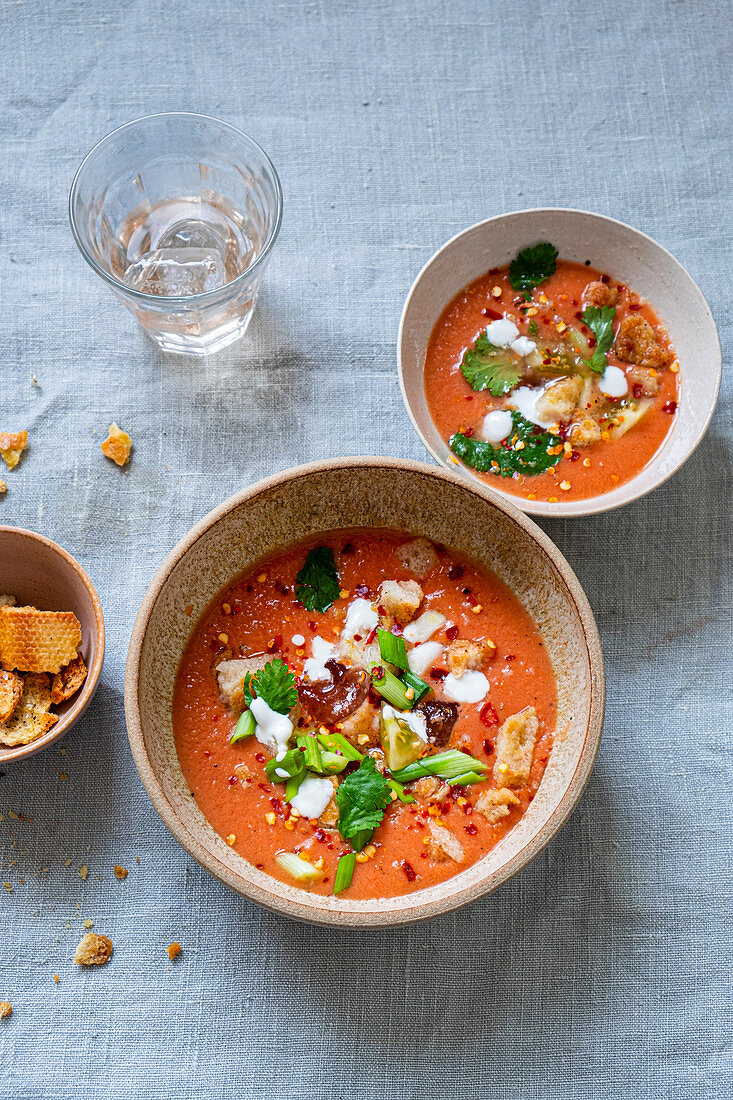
[399,209,721,517]
[0,528,104,762]
[126,461,604,926]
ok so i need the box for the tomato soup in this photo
[173,530,556,899]
[424,246,678,503]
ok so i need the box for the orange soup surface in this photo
[425,255,679,503]
[173,530,557,899]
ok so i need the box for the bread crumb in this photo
[83,919,94,928]
[0,479,6,496]
[113,865,128,880]
[0,431,28,471]
[0,1001,11,1018]
[79,865,88,880]
[53,974,60,983]
[100,423,133,468]
[167,942,182,960]
[74,933,113,966]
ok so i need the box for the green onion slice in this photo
[230,710,256,744]
[387,778,415,804]
[447,771,487,787]
[402,669,431,704]
[390,749,488,784]
[297,734,324,772]
[369,663,417,711]
[275,852,323,883]
[316,732,363,761]
[265,748,305,783]
[377,627,409,671]
[333,852,357,894]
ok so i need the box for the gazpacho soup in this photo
[173,530,557,899]
[424,241,679,503]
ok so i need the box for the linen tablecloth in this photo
[1,1,731,1096]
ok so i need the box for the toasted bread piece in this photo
[425,819,465,863]
[583,281,618,308]
[0,431,28,471]
[100,423,132,467]
[216,656,268,712]
[534,375,584,423]
[0,673,58,747]
[446,638,496,679]
[493,706,539,788]
[0,607,82,673]
[0,670,23,723]
[615,315,669,370]
[51,654,88,704]
[476,786,521,823]
[74,933,113,966]
[395,538,439,579]
[378,579,423,627]
[0,1001,11,1019]
[0,479,6,496]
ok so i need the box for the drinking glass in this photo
[69,113,282,356]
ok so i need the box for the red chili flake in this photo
[588,337,597,348]
[419,851,427,859]
[353,634,362,642]
[480,701,499,727]
[481,307,503,320]
[445,624,459,641]
[541,315,552,324]
[257,782,270,793]
[462,427,475,438]
[448,565,465,580]
[482,739,494,755]
[211,715,219,723]
[513,296,525,308]
[633,383,644,399]
[314,828,327,843]
[570,451,581,462]
[504,654,516,662]
[267,634,282,652]
[231,605,241,615]
[203,750,211,758]
[574,310,583,320]
[571,299,578,306]
[462,803,473,816]
[663,401,677,414]
[464,823,478,835]
[464,395,474,401]
[269,798,283,815]
[401,860,417,883]
[600,274,610,285]
[629,302,641,312]
[366,626,378,644]
[308,620,318,632]
[355,583,370,598]
[430,667,447,682]
[256,863,264,869]
[255,753,266,764]
[228,775,238,786]
[440,801,452,815]
[461,586,472,595]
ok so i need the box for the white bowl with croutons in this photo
[398,209,722,517]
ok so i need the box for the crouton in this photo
[100,423,132,467]
[614,315,669,370]
[395,537,439,579]
[167,942,182,960]
[626,365,660,395]
[0,431,28,471]
[534,375,584,423]
[51,654,87,704]
[446,638,495,679]
[425,820,465,863]
[216,656,268,713]
[339,699,380,748]
[74,933,113,966]
[412,775,441,801]
[0,1001,11,1018]
[113,865,128,880]
[319,777,340,827]
[493,706,539,788]
[0,670,23,724]
[569,416,602,447]
[0,606,82,674]
[378,579,423,627]
[476,786,521,823]
[0,480,6,497]
[584,281,618,308]
[0,673,58,747]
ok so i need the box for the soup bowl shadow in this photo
[124,457,605,927]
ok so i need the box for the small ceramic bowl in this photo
[398,208,722,517]
[0,527,105,762]
[125,458,605,927]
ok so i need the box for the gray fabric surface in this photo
[1,0,731,1097]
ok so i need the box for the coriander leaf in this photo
[449,412,563,478]
[335,756,392,845]
[248,658,298,715]
[581,305,616,373]
[508,242,558,298]
[295,545,340,612]
[460,337,522,397]
[528,318,538,337]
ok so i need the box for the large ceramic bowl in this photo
[0,527,105,763]
[398,208,722,517]
[124,458,605,926]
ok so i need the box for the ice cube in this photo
[157,218,229,254]
[122,248,227,297]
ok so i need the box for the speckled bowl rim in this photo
[0,527,106,763]
[124,457,605,927]
[397,207,722,518]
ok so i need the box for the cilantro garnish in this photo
[581,305,616,373]
[295,545,340,613]
[335,756,392,848]
[460,331,522,396]
[244,658,298,715]
[508,242,558,299]
[449,412,563,478]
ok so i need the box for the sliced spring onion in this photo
[402,669,431,704]
[390,749,488,784]
[285,774,305,802]
[230,709,256,744]
[297,734,324,772]
[316,732,363,761]
[369,663,416,710]
[348,828,373,852]
[275,852,323,883]
[447,771,487,787]
[387,778,415,804]
[317,751,350,775]
[377,627,409,671]
[265,748,305,783]
[333,852,356,894]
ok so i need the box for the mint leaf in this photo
[461,335,522,396]
[449,412,563,478]
[336,757,392,845]
[295,545,340,613]
[581,305,616,373]
[508,242,558,298]
[248,658,298,715]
